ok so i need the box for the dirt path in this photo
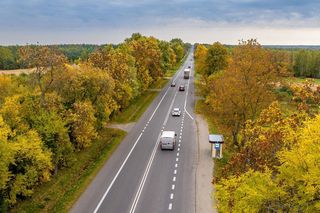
[107,122,136,132]
[195,114,217,213]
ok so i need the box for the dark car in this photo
[179,84,185,91]
[171,81,176,87]
[188,65,191,68]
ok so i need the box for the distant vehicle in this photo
[171,108,181,116]
[184,68,190,79]
[188,65,191,68]
[171,81,176,87]
[179,84,185,91]
[160,131,177,150]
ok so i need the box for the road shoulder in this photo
[195,114,217,213]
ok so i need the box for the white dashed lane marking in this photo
[169,203,172,210]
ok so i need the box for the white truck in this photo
[184,68,190,79]
[160,131,177,150]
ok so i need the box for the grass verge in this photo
[11,128,126,213]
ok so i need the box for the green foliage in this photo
[205,42,228,76]
[293,50,320,78]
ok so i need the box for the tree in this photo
[89,45,139,109]
[67,101,97,150]
[221,102,307,177]
[159,41,176,71]
[6,130,52,205]
[0,47,15,70]
[206,40,277,147]
[170,38,185,62]
[194,44,208,75]
[216,114,320,212]
[205,42,228,76]
[216,169,284,213]
[126,35,163,91]
[19,46,67,107]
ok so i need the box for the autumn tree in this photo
[0,115,52,207]
[206,40,277,147]
[221,102,307,177]
[19,46,67,107]
[194,44,208,75]
[67,101,97,150]
[290,79,320,115]
[216,114,320,212]
[126,35,163,91]
[89,45,139,109]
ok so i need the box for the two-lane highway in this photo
[71,47,197,213]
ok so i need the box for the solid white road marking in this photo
[129,131,162,213]
[169,203,172,210]
[184,65,194,120]
[93,132,143,213]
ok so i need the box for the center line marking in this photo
[177,153,179,157]
[173,176,176,182]
[175,163,178,168]
[169,203,172,210]
[170,193,174,199]
[172,184,175,190]
[174,169,177,174]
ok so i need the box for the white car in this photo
[172,108,181,116]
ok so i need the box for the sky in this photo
[1,0,320,45]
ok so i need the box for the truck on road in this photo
[184,68,190,79]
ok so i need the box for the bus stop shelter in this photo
[208,134,224,158]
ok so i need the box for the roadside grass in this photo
[111,90,160,123]
[11,128,126,213]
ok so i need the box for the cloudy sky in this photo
[1,0,320,45]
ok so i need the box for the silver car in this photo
[172,108,181,116]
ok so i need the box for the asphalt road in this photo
[71,47,197,213]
